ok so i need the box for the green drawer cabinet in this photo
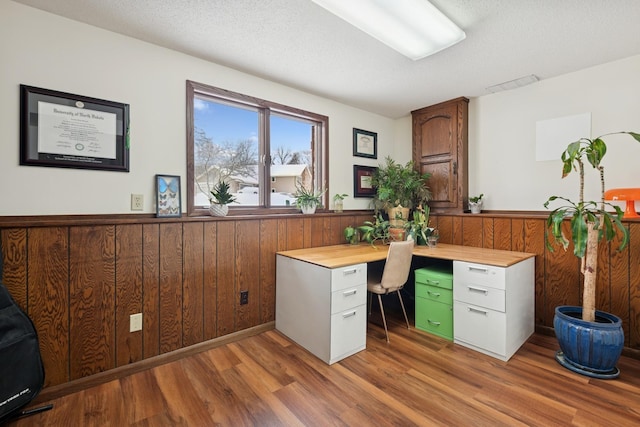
[415,266,453,340]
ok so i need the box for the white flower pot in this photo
[469,201,482,214]
[209,204,229,217]
[300,205,317,214]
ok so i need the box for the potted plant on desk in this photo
[369,156,431,241]
[544,131,640,378]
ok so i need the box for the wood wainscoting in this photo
[1,211,639,395]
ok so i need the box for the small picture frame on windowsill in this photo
[353,128,377,159]
[155,174,182,217]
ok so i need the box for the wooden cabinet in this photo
[453,258,535,361]
[412,97,469,213]
[275,256,367,364]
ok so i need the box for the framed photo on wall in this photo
[352,128,377,159]
[353,165,377,198]
[20,85,130,172]
[156,174,182,217]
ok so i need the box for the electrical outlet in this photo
[240,291,248,305]
[130,313,143,332]
[131,194,143,211]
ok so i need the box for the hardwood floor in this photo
[8,312,640,426]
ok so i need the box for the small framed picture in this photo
[155,174,182,217]
[353,128,377,159]
[353,165,377,198]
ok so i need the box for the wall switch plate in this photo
[131,194,143,211]
[130,313,143,332]
[240,291,248,305]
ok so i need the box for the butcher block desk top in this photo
[277,243,535,269]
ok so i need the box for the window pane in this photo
[193,96,259,207]
[270,114,314,207]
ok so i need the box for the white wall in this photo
[470,54,640,211]
[0,2,396,215]
[3,2,640,216]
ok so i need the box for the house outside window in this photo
[187,81,327,216]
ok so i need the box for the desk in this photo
[276,243,535,364]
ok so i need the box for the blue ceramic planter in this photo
[553,305,624,379]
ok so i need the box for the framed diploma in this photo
[20,85,130,172]
[353,165,377,198]
[352,128,377,159]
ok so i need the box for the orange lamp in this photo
[604,188,640,218]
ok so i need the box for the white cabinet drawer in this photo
[330,304,367,363]
[454,261,505,290]
[454,302,506,356]
[331,284,366,314]
[454,283,505,312]
[331,263,366,291]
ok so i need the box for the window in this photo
[187,81,328,216]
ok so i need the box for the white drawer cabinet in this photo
[276,255,367,364]
[453,258,535,361]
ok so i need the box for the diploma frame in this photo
[20,85,130,172]
[353,165,377,198]
[352,128,377,159]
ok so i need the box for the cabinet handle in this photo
[467,286,489,295]
[427,291,441,297]
[468,266,489,273]
[453,161,457,175]
[343,289,357,296]
[426,279,440,285]
[427,319,441,326]
[468,307,488,316]
[343,310,357,318]
[342,268,358,276]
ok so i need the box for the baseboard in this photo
[31,322,275,404]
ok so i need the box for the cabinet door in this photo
[412,97,468,212]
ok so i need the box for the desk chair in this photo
[367,240,413,342]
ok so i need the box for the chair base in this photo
[368,290,410,343]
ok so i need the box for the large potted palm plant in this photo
[544,131,640,378]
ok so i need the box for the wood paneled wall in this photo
[1,212,639,391]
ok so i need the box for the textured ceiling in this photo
[11,0,640,118]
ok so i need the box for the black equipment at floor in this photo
[0,249,52,423]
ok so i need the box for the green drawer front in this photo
[415,298,453,340]
[415,267,453,289]
[415,283,453,304]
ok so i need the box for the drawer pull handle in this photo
[468,266,489,273]
[343,310,357,319]
[342,268,358,276]
[427,319,441,326]
[467,286,488,294]
[426,279,440,285]
[427,291,441,297]
[468,307,488,315]
[343,289,357,296]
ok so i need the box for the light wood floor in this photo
[8,312,640,426]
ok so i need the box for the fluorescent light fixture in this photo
[311,0,465,60]
[486,74,539,93]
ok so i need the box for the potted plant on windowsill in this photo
[544,131,640,378]
[369,156,431,227]
[209,180,237,217]
[468,193,484,213]
[333,193,348,213]
[294,183,325,214]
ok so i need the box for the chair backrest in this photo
[380,241,414,290]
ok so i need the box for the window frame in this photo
[186,80,329,216]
